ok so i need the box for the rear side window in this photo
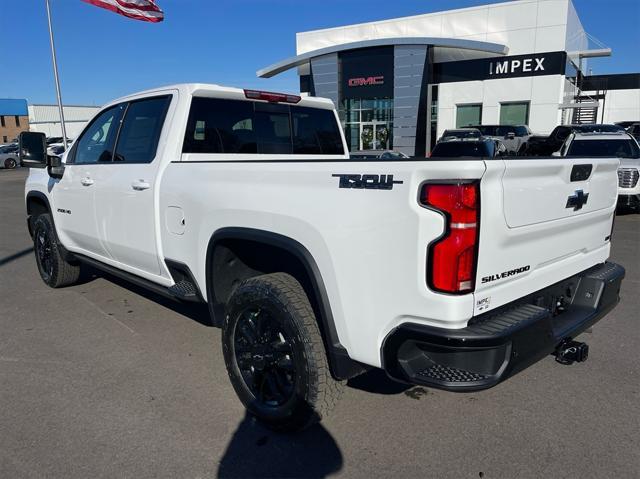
[567,139,640,158]
[291,106,344,154]
[114,96,171,163]
[183,97,344,155]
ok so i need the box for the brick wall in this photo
[0,115,29,143]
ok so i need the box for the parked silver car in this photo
[0,143,19,169]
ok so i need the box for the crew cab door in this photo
[92,95,173,276]
[52,104,126,258]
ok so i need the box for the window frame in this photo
[112,95,172,165]
[182,96,346,158]
[455,103,483,129]
[67,94,172,165]
[66,103,127,165]
[499,101,530,127]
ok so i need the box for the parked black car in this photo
[430,137,507,158]
[523,123,625,156]
[438,128,482,142]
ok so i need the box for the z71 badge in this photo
[332,174,403,190]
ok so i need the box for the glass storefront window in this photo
[500,101,530,125]
[456,104,482,128]
[339,97,394,151]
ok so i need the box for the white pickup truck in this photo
[20,84,625,431]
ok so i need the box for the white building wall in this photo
[297,0,577,56]
[28,104,101,139]
[437,74,565,136]
[601,89,640,123]
[580,89,640,124]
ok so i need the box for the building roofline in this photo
[29,104,102,108]
[257,37,509,78]
[295,0,538,38]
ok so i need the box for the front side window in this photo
[114,96,171,163]
[456,104,482,128]
[73,104,125,164]
[183,97,344,155]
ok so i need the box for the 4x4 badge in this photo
[566,190,589,211]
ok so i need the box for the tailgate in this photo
[502,159,617,227]
[473,157,618,315]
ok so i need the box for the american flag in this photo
[81,0,164,23]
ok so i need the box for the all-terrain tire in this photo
[32,213,80,288]
[222,272,343,432]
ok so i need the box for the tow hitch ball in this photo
[554,339,589,365]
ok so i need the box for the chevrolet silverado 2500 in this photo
[20,84,625,431]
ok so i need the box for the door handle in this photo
[131,180,150,191]
[81,177,94,186]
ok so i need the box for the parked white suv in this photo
[559,131,640,210]
[21,84,625,431]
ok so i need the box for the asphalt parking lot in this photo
[0,167,638,478]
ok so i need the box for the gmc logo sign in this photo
[347,76,384,87]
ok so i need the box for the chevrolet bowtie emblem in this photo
[566,190,589,211]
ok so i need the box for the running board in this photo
[73,254,203,303]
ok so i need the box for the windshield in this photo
[442,129,481,140]
[431,142,490,157]
[0,144,18,153]
[573,124,624,133]
[567,139,640,158]
[474,126,518,137]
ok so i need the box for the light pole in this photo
[45,0,68,149]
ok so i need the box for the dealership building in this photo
[258,0,640,156]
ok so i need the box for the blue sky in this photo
[0,0,638,105]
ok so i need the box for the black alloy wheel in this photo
[233,307,296,407]
[35,226,54,283]
[32,213,80,288]
[222,272,343,431]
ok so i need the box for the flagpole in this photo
[45,0,68,149]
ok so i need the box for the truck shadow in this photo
[78,266,213,327]
[217,412,343,478]
[347,368,412,395]
[78,266,412,396]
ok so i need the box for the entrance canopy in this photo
[257,37,509,78]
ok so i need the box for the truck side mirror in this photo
[19,131,47,168]
[506,132,516,140]
[48,155,65,179]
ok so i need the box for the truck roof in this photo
[105,83,335,110]
[572,131,632,140]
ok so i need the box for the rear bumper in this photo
[382,262,625,391]
[618,194,640,208]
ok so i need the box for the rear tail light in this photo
[421,182,480,294]
[243,89,301,104]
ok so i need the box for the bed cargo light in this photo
[243,89,301,104]
[421,182,480,294]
